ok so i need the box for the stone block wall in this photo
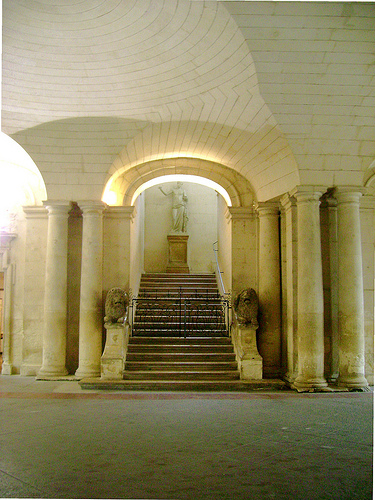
[144,183,217,273]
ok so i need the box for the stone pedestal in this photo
[166,234,189,273]
[231,324,263,380]
[101,323,129,379]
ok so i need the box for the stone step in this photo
[125,361,238,371]
[123,370,240,381]
[79,379,286,391]
[136,293,222,299]
[129,336,232,345]
[140,273,216,280]
[126,352,236,362]
[139,281,218,286]
[128,344,234,353]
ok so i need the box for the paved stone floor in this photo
[0,376,373,500]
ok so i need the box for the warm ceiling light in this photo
[131,174,232,206]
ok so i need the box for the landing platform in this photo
[79,378,287,391]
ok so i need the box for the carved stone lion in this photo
[234,288,259,328]
[104,287,128,325]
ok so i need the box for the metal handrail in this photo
[213,241,226,296]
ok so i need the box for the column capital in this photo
[228,207,255,221]
[78,201,107,214]
[254,201,280,217]
[104,206,135,220]
[43,200,72,215]
[279,193,295,211]
[290,186,325,203]
[23,206,48,219]
[334,187,366,204]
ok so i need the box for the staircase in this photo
[122,273,242,390]
[79,274,284,390]
[131,273,227,337]
[122,335,242,390]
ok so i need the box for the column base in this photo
[1,363,14,375]
[292,376,328,392]
[283,372,297,386]
[75,367,101,380]
[336,375,368,389]
[37,366,68,379]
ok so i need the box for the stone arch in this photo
[0,133,47,231]
[364,160,375,194]
[103,157,255,208]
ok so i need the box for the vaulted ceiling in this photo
[2,1,374,202]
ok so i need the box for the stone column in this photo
[293,188,327,390]
[336,189,368,388]
[75,201,106,379]
[322,197,339,383]
[256,202,281,378]
[38,202,70,378]
[280,194,298,384]
[0,235,16,375]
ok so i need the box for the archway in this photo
[103,158,255,291]
[102,157,255,209]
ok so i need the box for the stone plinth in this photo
[231,324,263,380]
[101,323,129,379]
[166,234,189,273]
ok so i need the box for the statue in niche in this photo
[159,182,188,233]
[104,287,128,325]
[233,288,259,329]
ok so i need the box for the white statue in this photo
[159,182,188,233]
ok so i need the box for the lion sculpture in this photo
[233,288,259,328]
[104,287,128,325]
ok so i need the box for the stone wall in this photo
[144,183,217,273]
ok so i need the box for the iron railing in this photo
[130,288,230,338]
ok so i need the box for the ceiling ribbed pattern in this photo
[2,1,373,202]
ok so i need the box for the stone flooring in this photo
[0,376,373,500]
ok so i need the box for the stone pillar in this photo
[336,189,368,388]
[256,202,281,378]
[293,188,327,390]
[321,196,339,382]
[75,201,106,379]
[38,202,70,378]
[0,235,16,375]
[280,194,298,384]
[229,207,257,295]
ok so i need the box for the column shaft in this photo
[38,202,70,377]
[1,245,15,374]
[75,202,105,378]
[293,190,327,389]
[257,203,281,378]
[336,189,368,388]
[280,195,298,383]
